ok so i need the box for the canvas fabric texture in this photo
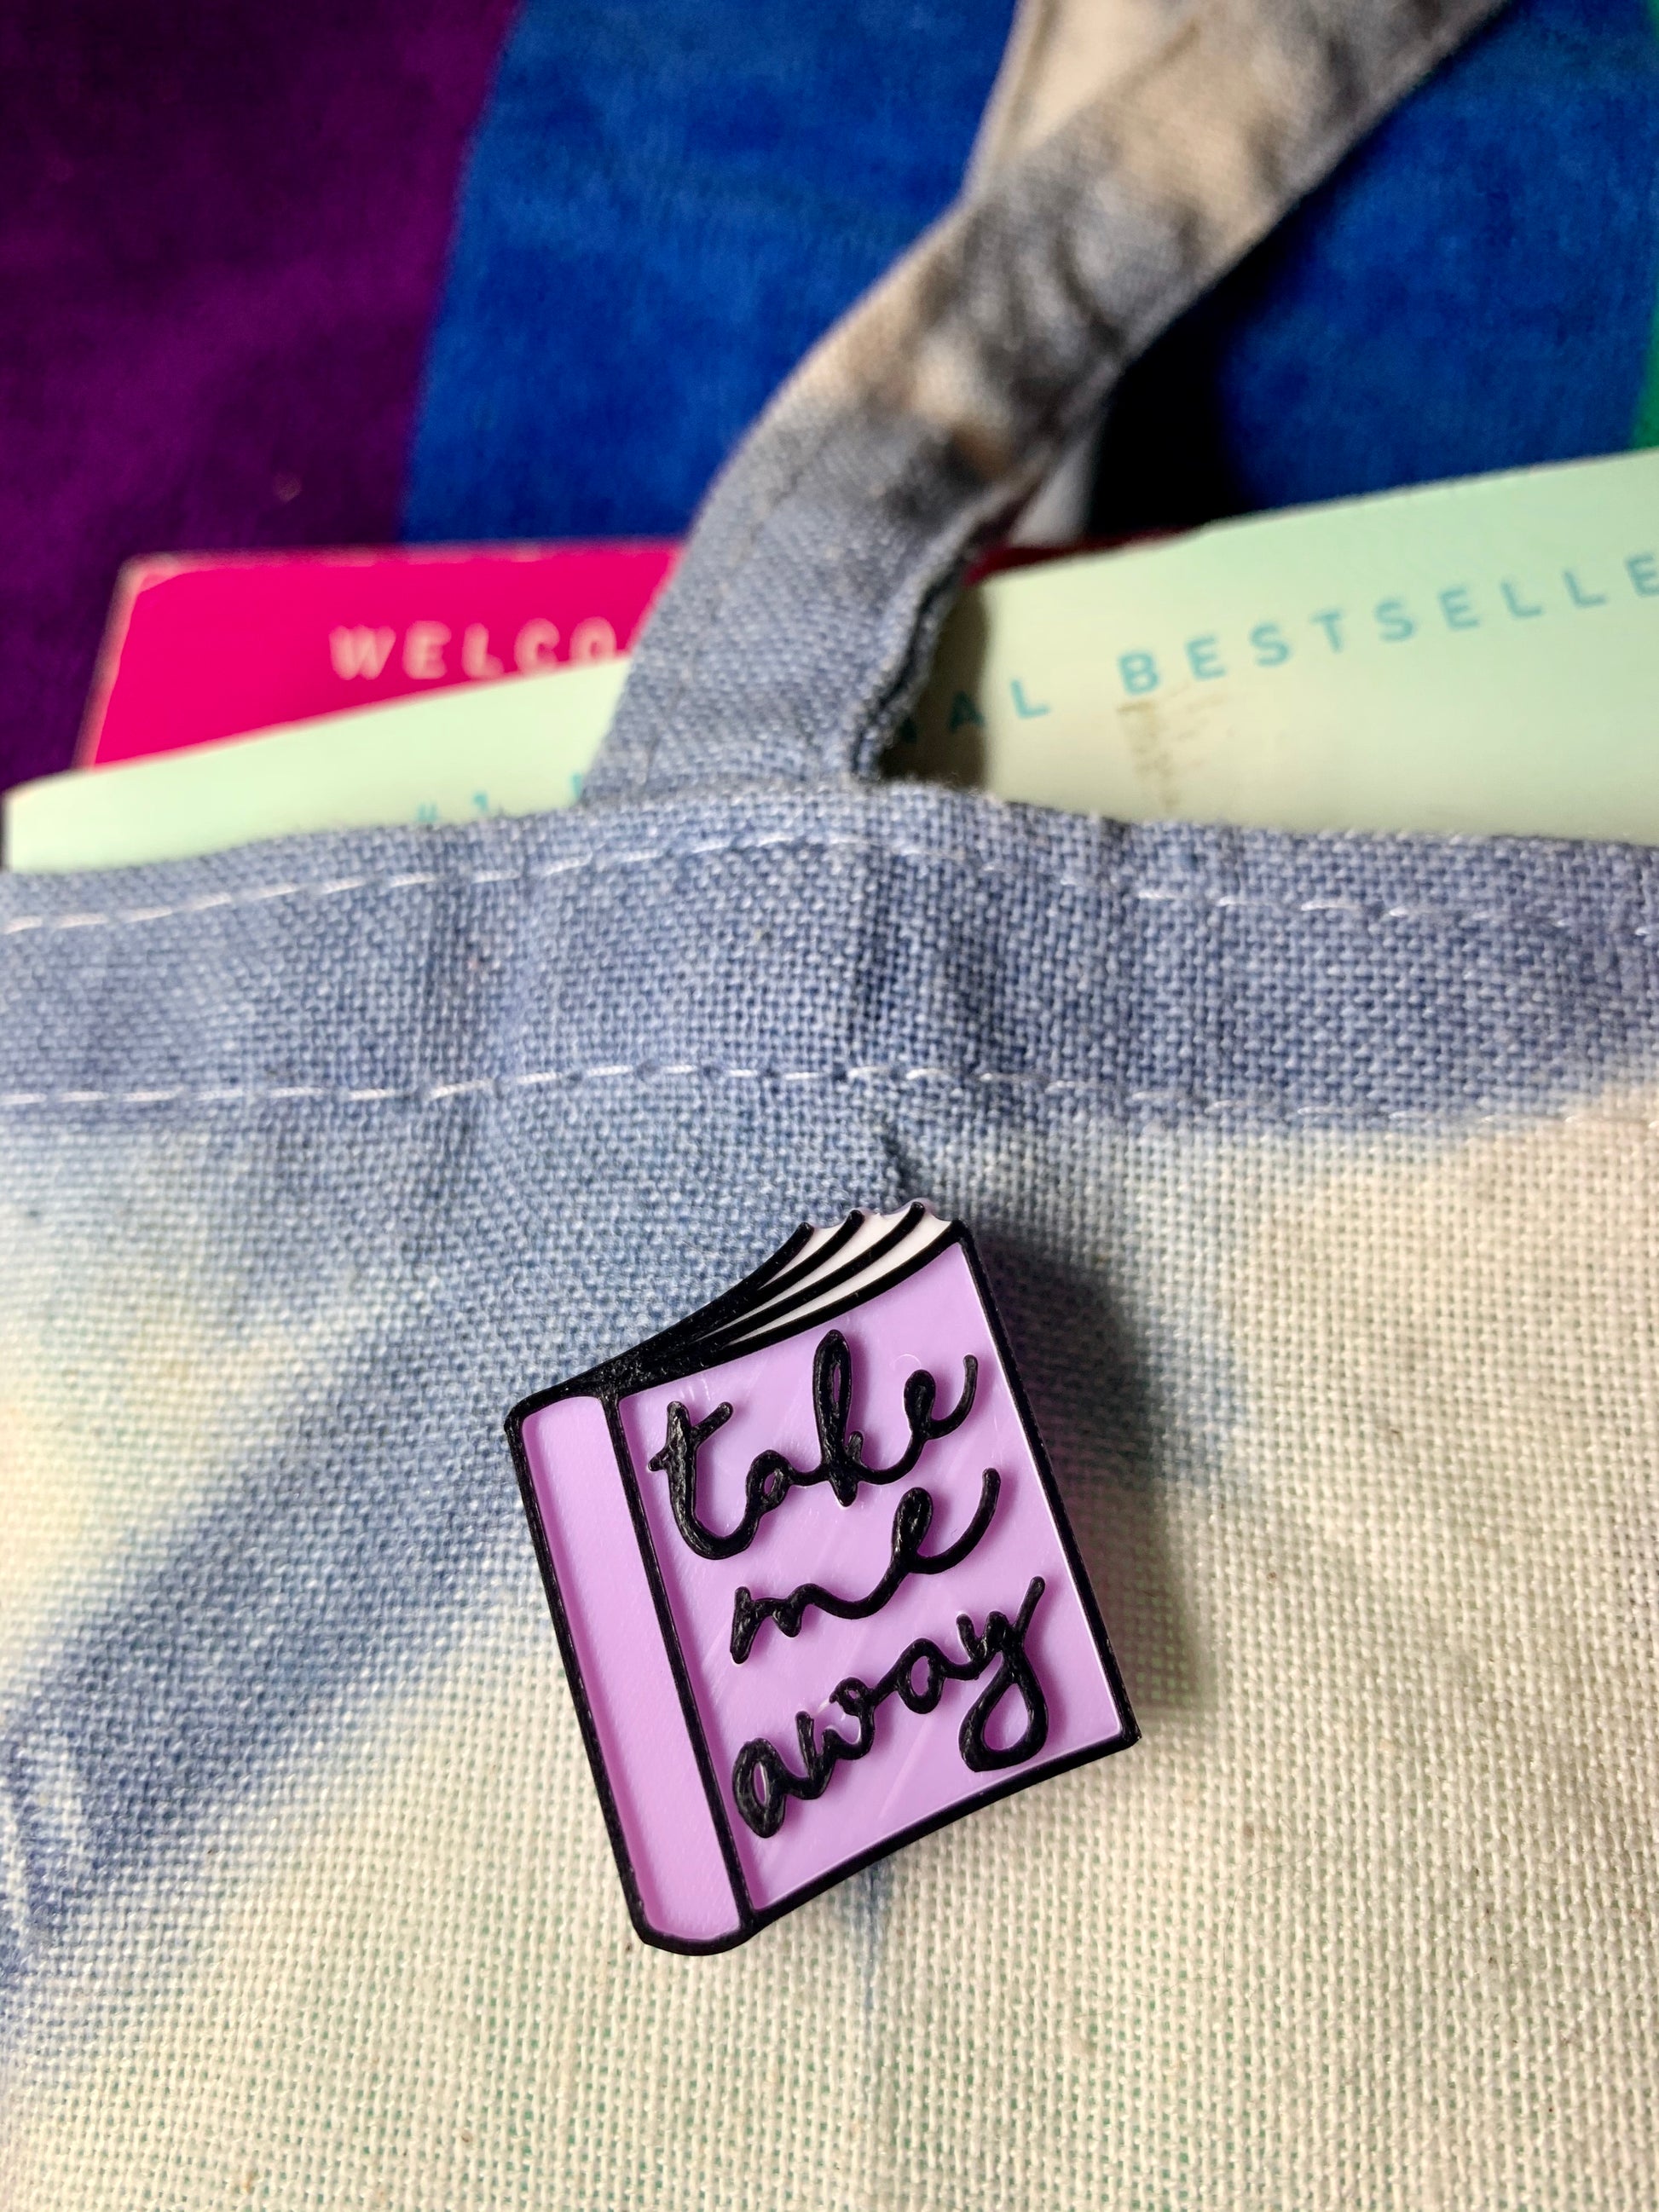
[4,1,1658,2205]
[408,0,1659,565]
[591,0,1509,794]
[1084,0,1659,534]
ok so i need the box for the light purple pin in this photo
[506,1204,1136,1951]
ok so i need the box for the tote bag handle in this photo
[583,0,1502,803]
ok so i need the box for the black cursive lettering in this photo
[731,1577,1049,1838]
[649,1330,976,1562]
[729,1468,1002,1662]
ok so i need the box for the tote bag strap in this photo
[583,0,1502,801]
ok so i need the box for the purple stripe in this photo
[0,0,517,798]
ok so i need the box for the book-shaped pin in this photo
[506,1204,1137,1951]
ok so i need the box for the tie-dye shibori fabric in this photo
[4,1,1657,2203]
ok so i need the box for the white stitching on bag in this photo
[3,1065,1659,1135]
[0,833,1647,939]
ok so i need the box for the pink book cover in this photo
[78,541,678,766]
[506,1204,1136,1953]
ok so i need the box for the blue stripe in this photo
[405,0,1014,540]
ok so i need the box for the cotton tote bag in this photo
[3,1,1655,2203]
